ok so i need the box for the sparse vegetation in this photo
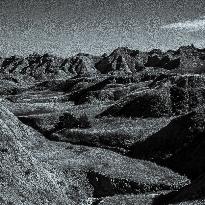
[58,112,91,129]
[78,113,92,128]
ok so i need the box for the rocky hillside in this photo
[1,45,205,204]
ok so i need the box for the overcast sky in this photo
[0,0,205,57]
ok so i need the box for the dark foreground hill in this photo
[0,104,189,204]
[129,108,205,179]
[1,45,205,204]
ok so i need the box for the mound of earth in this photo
[98,74,205,118]
[69,77,115,104]
[129,108,205,179]
[95,47,145,74]
[61,53,102,76]
[0,104,91,205]
[153,174,205,205]
[97,87,172,118]
[18,112,63,137]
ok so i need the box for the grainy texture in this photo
[1,7,205,202]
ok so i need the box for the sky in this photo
[0,0,205,57]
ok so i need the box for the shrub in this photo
[58,112,91,129]
[78,113,91,129]
[59,112,79,129]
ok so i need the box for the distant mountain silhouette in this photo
[0,45,205,84]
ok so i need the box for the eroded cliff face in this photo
[1,45,205,85]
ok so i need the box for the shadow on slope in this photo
[129,108,205,180]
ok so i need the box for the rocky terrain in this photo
[1,45,205,204]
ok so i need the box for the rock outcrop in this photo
[61,53,102,76]
[96,47,145,75]
[98,74,205,118]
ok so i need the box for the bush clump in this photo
[77,113,92,128]
[59,112,91,129]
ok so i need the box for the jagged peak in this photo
[111,47,135,55]
[148,49,163,55]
